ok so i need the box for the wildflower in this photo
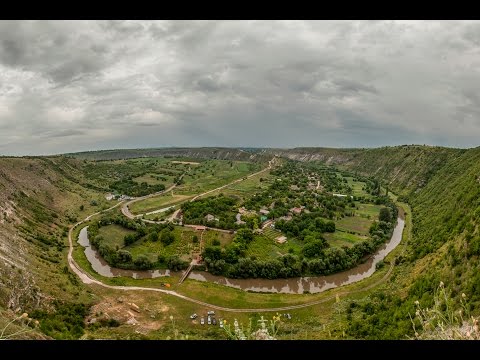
[20,313,28,319]
[415,310,420,317]
[169,315,174,320]
[439,281,444,288]
[34,320,39,326]
[462,293,467,299]
[414,300,420,306]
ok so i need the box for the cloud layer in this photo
[1,20,480,155]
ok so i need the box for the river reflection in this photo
[78,214,404,294]
[187,216,405,294]
[78,227,175,279]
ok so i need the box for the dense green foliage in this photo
[87,216,188,271]
[202,200,398,279]
[30,301,90,340]
[181,194,238,229]
[109,179,165,197]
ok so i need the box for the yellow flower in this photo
[223,319,227,324]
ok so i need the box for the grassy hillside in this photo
[0,156,111,339]
[275,145,480,338]
[272,145,464,197]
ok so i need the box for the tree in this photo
[124,234,137,246]
[117,250,132,263]
[160,229,175,245]
[79,205,84,211]
[148,231,159,242]
[235,228,254,244]
[379,207,392,223]
[303,240,327,258]
[134,254,153,269]
[192,235,199,243]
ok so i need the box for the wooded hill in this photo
[274,145,480,338]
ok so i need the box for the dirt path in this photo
[121,184,178,220]
[189,160,274,203]
[67,200,407,313]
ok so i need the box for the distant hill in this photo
[64,147,269,162]
[269,145,465,198]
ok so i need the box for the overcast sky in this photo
[1,20,480,155]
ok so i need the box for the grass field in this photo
[133,173,176,187]
[98,224,134,248]
[245,235,286,260]
[130,194,192,215]
[202,230,235,247]
[175,160,261,196]
[324,231,368,248]
[125,227,200,263]
[345,176,369,197]
[355,203,383,220]
[199,170,272,201]
[335,215,373,235]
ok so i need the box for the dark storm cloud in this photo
[1,20,480,155]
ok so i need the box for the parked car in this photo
[190,313,198,319]
[286,313,291,320]
[207,310,215,315]
[200,317,205,325]
[212,318,217,325]
[219,321,224,328]
[207,315,212,325]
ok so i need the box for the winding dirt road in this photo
[67,157,406,313]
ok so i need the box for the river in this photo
[77,214,405,294]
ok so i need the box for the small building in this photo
[195,226,207,231]
[276,235,287,244]
[290,207,302,215]
[260,215,268,222]
[261,219,274,229]
[333,193,354,199]
[204,214,219,222]
[238,207,247,214]
[259,209,270,215]
[235,213,246,225]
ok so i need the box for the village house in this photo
[259,208,270,215]
[235,213,246,225]
[275,235,287,244]
[290,207,302,215]
[204,214,219,222]
[332,193,354,199]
